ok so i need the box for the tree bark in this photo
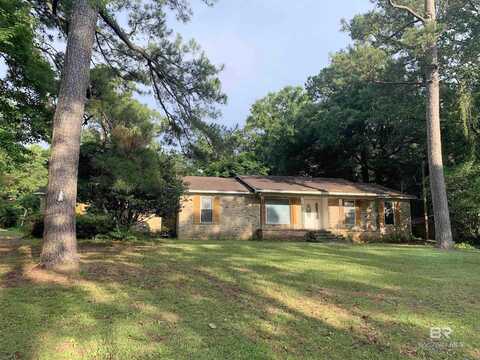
[360,148,370,182]
[422,160,430,240]
[424,0,454,249]
[40,0,98,270]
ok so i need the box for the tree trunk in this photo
[360,148,370,182]
[424,0,454,249]
[422,160,430,240]
[40,0,98,271]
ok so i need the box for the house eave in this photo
[186,190,252,195]
[253,189,415,199]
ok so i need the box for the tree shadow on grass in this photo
[0,238,477,359]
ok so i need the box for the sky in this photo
[0,1,373,130]
[161,0,373,128]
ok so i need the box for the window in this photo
[384,201,395,225]
[344,200,356,226]
[266,199,290,225]
[201,196,213,223]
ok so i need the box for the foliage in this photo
[27,213,115,239]
[76,214,115,239]
[79,68,184,230]
[79,142,184,230]
[360,232,419,244]
[0,0,56,168]
[0,145,48,228]
[304,230,346,243]
[185,124,268,177]
[454,242,477,251]
[27,0,226,142]
[445,161,480,245]
[303,45,425,189]
[244,86,311,175]
[0,145,48,198]
[241,50,425,192]
[0,202,23,228]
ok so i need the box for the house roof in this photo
[237,176,414,198]
[183,176,251,194]
[184,175,415,199]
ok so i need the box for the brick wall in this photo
[178,194,412,241]
[330,199,412,242]
[177,194,260,240]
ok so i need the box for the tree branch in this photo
[99,10,150,60]
[385,19,422,40]
[388,0,426,22]
[374,80,424,86]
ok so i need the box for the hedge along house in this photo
[177,176,415,241]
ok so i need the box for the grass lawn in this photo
[0,234,479,359]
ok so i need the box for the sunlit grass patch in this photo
[0,237,478,359]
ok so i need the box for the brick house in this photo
[177,176,415,241]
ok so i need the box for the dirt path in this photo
[0,231,25,255]
[0,231,41,287]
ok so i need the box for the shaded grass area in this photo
[0,235,479,359]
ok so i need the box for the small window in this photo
[201,196,213,223]
[384,201,395,225]
[344,200,356,226]
[266,199,290,225]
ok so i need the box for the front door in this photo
[303,199,322,230]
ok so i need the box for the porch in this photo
[258,195,385,241]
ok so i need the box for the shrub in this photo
[304,230,345,243]
[360,232,420,244]
[27,214,44,238]
[0,203,23,228]
[76,214,115,239]
[454,242,478,250]
[27,214,115,239]
[446,161,480,245]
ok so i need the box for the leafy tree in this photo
[79,143,183,231]
[78,67,184,231]
[186,124,268,177]
[0,145,49,227]
[304,45,425,190]
[343,0,476,248]
[244,86,311,175]
[30,0,225,269]
[445,161,480,245]
[0,0,55,168]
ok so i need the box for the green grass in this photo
[0,235,479,360]
[0,227,25,239]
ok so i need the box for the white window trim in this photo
[384,200,395,226]
[343,199,356,227]
[200,196,213,224]
[265,198,291,225]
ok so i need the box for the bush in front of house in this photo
[359,232,421,244]
[76,214,115,239]
[305,230,346,243]
[27,214,116,239]
[0,202,23,228]
[28,214,44,238]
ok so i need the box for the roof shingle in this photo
[183,176,251,193]
[238,176,413,198]
[183,175,414,199]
